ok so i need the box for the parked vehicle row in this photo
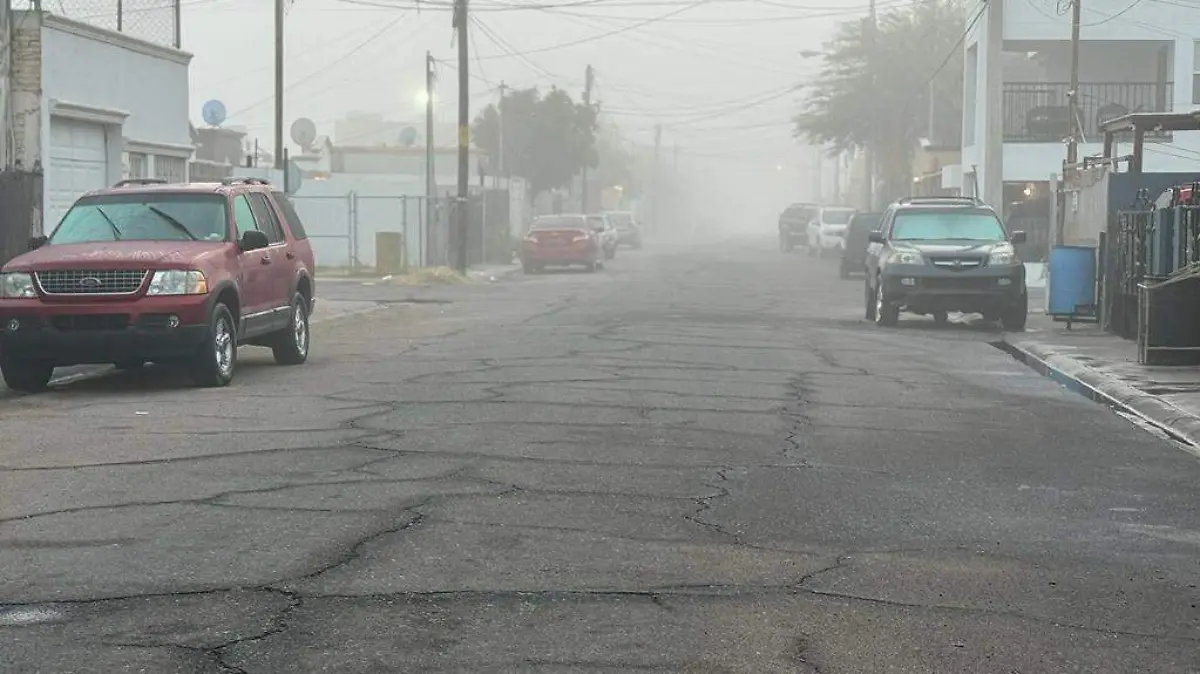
[0,177,317,392]
[520,211,643,274]
[777,203,856,258]
[784,196,1030,331]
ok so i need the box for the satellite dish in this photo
[399,126,418,147]
[290,118,317,149]
[201,100,227,127]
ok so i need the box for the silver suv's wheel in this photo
[875,279,899,327]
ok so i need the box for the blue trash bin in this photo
[1047,245,1097,316]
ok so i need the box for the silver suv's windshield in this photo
[891,210,1006,241]
[49,193,228,244]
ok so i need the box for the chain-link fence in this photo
[14,0,180,48]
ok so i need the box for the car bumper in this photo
[881,265,1026,310]
[818,235,845,250]
[522,246,598,265]
[0,295,211,365]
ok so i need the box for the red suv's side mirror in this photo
[28,235,47,251]
[239,230,270,251]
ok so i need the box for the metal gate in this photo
[1107,208,1152,338]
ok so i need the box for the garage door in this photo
[46,118,109,231]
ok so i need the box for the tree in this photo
[472,86,598,201]
[793,0,965,203]
[591,123,641,201]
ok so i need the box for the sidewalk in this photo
[319,262,522,286]
[1004,312,1200,453]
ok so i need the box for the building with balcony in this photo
[958,0,1200,211]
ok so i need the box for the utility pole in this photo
[652,124,662,231]
[274,0,285,169]
[581,65,594,213]
[832,152,842,203]
[453,0,469,272]
[425,51,436,267]
[815,147,823,202]
[497,81,507,181]
[1065,0,1082,169]
[862,0,876,209]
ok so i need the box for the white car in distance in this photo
[806,206,857,258]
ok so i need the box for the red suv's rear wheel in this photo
[272,293,311,365]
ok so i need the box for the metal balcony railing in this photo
[1002,82,1173,143]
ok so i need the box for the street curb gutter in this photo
[1000,339,1200,455]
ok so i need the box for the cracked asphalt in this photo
[2,235,1199,673]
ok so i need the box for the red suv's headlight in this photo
[0,272,36,298]
[146,270,209,296]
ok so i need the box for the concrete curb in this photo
[1003,338,1200,453]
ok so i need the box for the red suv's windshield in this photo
[49,193,228,244]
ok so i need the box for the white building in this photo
[958,0,1200,207]
[3,10,193,233]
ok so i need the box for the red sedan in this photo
[521,215,604,273]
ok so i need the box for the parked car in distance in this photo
[0,177,317,392]
[587,214,620,260]
[778,202,818,253]
[521,214,603,274]
[840,212,883,279]
[605,210,642,249]
[864,196,1027,330]
[806,206,856,258]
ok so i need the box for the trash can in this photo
[376,232,406,275]
[1047,245,1097,317]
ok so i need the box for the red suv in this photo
[0,178,316,391]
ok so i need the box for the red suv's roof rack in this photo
[113,178,169,188]
[220,177,271,186]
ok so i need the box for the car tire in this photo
[933,310,949,325]
[864,279,877,321]
[1,356,53,393]
[190,302,237,387]
[874,278,898,327]
[839,260,851,279]
[272,293,311,366]
[1001,293,1028,332]
[780,231,794,252]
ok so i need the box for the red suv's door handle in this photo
[261,255,272,265]
[286,251,296,260]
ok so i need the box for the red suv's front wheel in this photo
[190,302,237,387]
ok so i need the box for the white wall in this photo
[41,14,192,154]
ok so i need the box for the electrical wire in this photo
[223,12,411,121]
[473,0,714,59]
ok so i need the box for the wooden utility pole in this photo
[862,0,876,209]
[453,0,469,272]
[425,51,436,266]
[581,65,594,213]
[1065,0,1082,168]
[652,124,662,231]
[497,81,507,180]
[274,0,285,169]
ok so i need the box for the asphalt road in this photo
[2,235,1198,673]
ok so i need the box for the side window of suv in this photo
[271,191,309,240]
[247,193,286,243]
[233,195,259,239]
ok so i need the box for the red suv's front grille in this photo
[35,270,149,295]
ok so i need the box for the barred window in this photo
[127,152,148,179]
[154,155,187,183]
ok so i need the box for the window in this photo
[271,191,308,240]
[49,194,227,244]
[531,217,586,230]
[154,155,187,183]
[127,152,148,179]
[233,195,260,238]
[820,208,855,225]
[1193,41,1200,104]
[890,210,1006,241]
[247,193,285,243]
